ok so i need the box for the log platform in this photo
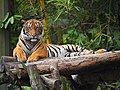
[0,50,120,90]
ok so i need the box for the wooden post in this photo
[0,0,10,57]
[50,61,61,90]
[27,65,47,90]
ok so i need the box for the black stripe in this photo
[18,43,21,48]
[71,45,76,52]
[78,52,81,56]
[67,45,71,52]
[76,46,79,52]
[23,29,25,34]
[20,38,31,51]
[46,46,49,57]
[74,52,78,56]
[47,46,55,57]
[49,45,58,57]
[64,53,70,57]
[54,45,61,54]
[68,53,70,57]
[81,48,84,52]
[64,53,68,57]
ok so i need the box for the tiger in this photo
[13,19,106,62]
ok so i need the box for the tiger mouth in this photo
[30,38,38,42]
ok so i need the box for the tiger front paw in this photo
[13,47,27,62]
[27,55,39,62]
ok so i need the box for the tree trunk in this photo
[0,0,11,89]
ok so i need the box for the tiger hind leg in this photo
[64,49,106,57]
[64,49,94,57]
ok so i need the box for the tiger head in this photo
[21,19,44,42]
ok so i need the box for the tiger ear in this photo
[21,20,26,24]
[40,18,44,23]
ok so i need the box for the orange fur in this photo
[13,44,27,61]
[27,43,48,62]
[13,43,48,62]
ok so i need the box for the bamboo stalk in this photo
[39,0,51,44]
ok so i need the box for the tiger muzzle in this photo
[30,36,39,42]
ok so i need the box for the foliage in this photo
[0,12,22,29]
[0,12,23,50]
[3,0,119,50]
[97,82,120,90]
[44,0,119,50]
[62,27,120,50]
[21,86,31,90]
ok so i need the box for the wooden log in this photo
[26,50,120,75]
[26,65,47,90]
[0,73,9,85]
[50,61,60,79]
[49,61,61,90]
[41,75,61,90]
[1,50,120,85]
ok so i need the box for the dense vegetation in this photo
[0,0,120,90]
[1,0,119,51]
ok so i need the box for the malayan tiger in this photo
[13,19,106,62]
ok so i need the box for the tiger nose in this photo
[31,33,36,36]
[31,31,37,36]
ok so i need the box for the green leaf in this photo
[74,6,80,11]
[1,23,4,28]
[14,15,22,20]
[10,16,14,24]
[67,0,70,6]
[68,29,74,34]
[97,86,101,90]
[4,18,11,29]
[3,12,9,22]
[54,8,64,22]
[14,15,22,18]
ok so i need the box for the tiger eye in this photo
[28,23,32,29]
[38,30,42,34]
[35,23,39,28]
[23,29,28,34]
